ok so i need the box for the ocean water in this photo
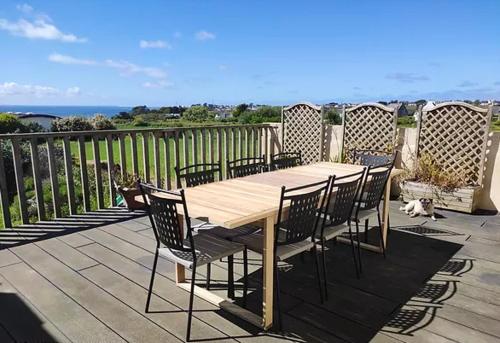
[0,105,131,117]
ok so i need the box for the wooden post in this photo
[118,134,127,177]
[201,128,207,169]
[152,132,161,187]
[0,147,12,227]
[142,132,150,182]
[105,134,116,207]
[174,131,181,187]
[262,215,275,329]
[209,128,215,164]
[130,132,139,176]
[183,130,189,168]
[46,137,61,218]
[192,129,198,169]
[231,128,236,161]
[62,137,76,215]
[164,132,172,190]
[92,135,104,209]
[30,137,46,220]
[11,138,29,224]
[78,136,91,212]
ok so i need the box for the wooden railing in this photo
[0,124,280,228]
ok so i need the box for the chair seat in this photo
[191,219,261,240]
[158,234,244,269]
[233,231,314,261]
[316,224,347,241]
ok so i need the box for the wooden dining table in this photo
[137,162,403,330]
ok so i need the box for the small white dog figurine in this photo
[400,198,436,221]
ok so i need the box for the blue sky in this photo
[1,0,499,106]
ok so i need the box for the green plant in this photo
[0,113,26,133]
[51,116,93,132]
[183,106,215,122]
[133,116,149,127]
[324,108,342,125]
[111,164,139,188]
[91,114,116,130]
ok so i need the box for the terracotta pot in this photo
[117,187,145,211]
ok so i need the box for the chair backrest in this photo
[175,162,222,188]
[353,149,398,168]
[322,169,366,229]
[275,177,331,246]
[271,151,302,171]
[138,182,193,254]
[227,155,266,178]
[357,162,394,212]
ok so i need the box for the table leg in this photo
[262,215,275,330]
[381,175,392,250]
[176,213,186,284]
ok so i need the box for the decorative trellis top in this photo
[417,102,492,186]
[282,102,324,164]
[342,102,398,161]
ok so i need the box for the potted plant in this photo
[111,164,144,211]
[400,154,480,213]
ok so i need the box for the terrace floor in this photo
[1,202,500,343]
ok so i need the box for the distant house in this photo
[387,103,409,117]
[215,112,232,120]
[18,113,61,130]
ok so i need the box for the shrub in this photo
[0,113,26,133]
[51,116,93,132]
[183,106,215,122]
[133,117,148,127]
[325,108,342,125]
[91,114,116,130]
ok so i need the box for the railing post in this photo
[0,145,12,228]
[30,137,46,221]
[192,129,198,168]
[183,129,189,169]
[142,132,150,182]
[217,128,223,175]
[209,128,215,164]
[174,131,181,187]
[78,136,91,212]
[152,132,161,187]
[92,135,104,209]
[163,132,172,190]
[118,133,127,177]
[62,137,77,215]
[105,134,116,207]
[201,128,207,170]
[46,137,61,218]
[130,132,139,176]
[11,138,29,224]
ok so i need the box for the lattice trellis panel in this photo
[282,102,324,164]
[342,103,398,161]
[417,102,492,186]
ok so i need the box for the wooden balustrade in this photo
[0,124,280,228]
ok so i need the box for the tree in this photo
[232,103,249,117]
[130,105,150,116]
[182,106,214,122]
[324,108,342,125]
[0,114,26,134]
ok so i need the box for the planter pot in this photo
[116,187,145,211]
[400,181,480,213]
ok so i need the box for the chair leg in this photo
[228,254,235,299]
[186,263,197,342]
[206,263,211,290]
[377,210,386,258]
[348,222,360,279]
[364,218,369,243]
[321,238,328,300]
[355,220,363,274]
[145,249,159,313]
[243,248,248,308]
[311,244,324,304]
[274,258,283,332]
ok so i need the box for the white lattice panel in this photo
[343,103,397,161]
[283,102,324,164]
[418,102,492,186]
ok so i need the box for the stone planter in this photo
[116,187,145,211]
[400,181,480,213]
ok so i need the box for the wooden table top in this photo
[137,162,403,229]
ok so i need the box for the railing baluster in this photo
[46,137,61,218]
[183,129,189,168]
[239,127,244,159]
[30,137,46,221]
[118,134,127,177]
[11,138,29,224]
[252,127,257,158]
[209,128,214,164]
[0,147,12,228]
[92,135,104,209]
[78,136,91,212]
[225,128,230,172]
[201,128,207,170]
[142,132,150,182]
[264,127,269,161]
[192,129,198,170]
[105,134,116,207]
[246,127,251,158]
[130,132,139,176]
[164,132,172,189]
[174,131,181,187]
[231,128,236,161]
[217,128,223,175]
[62,137,76,215]
[153,132,161,187]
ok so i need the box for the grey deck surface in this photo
[1,203,500,343]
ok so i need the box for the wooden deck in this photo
[1,203,500,343]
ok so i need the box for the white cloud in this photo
[16,3,33,14]
[0,81,80,98]
[142,80,173,89]
[104,59,167,79]
[0,18,86,42]
[139,40,171,49]
[48,53,96,65]
[195,30,216,41]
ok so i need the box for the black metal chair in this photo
[227,155,267,178]
[138,182,248,341]
[352,149,397,168]
[353,162,395,273]
[270,151,302,170]
[316,169,366,290]
[233,177,331,330]
[175,162,222,189]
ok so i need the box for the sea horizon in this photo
[0,105,132,117]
